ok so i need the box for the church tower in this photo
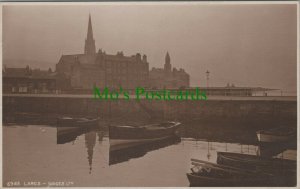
[84,14,96,55]
[164,52,171,72]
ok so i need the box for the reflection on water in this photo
[85,132,96,174]
[3,124,297,187]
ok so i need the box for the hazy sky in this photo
[2,3,297,91]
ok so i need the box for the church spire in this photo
[164,51,171,72]
[87,14,93,40]
[84,14,96,55]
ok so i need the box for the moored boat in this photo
[57,117,100,128]
[109,121,181,151]
[57,117,100,140]
[257,139,296,157]
[216,152,296,186]
[217,152,296,170]
[57,125,100,144]
[109,136,181,165]
[187,158,277,187]
[256,126,296,143]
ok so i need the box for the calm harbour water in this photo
[3,125,296,187]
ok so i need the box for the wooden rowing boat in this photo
[57,116,100,127]
[217,152,296,170]
[187,158,278,187]
[216,152,296,186]
[56,117,100,144]
[57,117,100,129]
[56,125,100,144]
[109,121,181,151]
[109,136,181,165]
[187,158,296,186]
[256,126,296,143]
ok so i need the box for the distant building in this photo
[56,15,149,90]
[3,66,57,93]
[149,52,190,89]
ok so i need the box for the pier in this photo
[3,94,297,120]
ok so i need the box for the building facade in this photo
[3,66,57,94]
[149,52,190,89]
[56,15,149,90]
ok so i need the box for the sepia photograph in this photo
[1,2,298,187]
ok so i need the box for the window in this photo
[18,86,28,93]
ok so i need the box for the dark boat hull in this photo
[57,117,100,127]
[109,136,181,165]
[187,158,295,187]
[256,127,296,143]
[56,117,100,144]
[109,122,181,139]
[110,136,172,151]
[109,121,181,151]
[217,152,296,171]
[187,173,283,187]
[217,152,296,186]
[57,125,99,144]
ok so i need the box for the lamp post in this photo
[206,70,210,88]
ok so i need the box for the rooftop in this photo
[3,66,56,80]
